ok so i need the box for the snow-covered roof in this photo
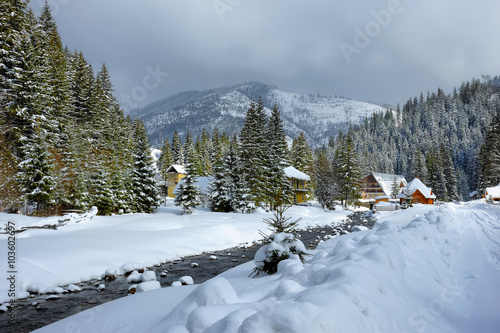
[166,165,186,174]
[369,172,407,197]
[485,184,500,198]
[398,178,436,199]
[284,166,310,181]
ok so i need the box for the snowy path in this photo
[443,203,500,332]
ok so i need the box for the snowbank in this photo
[34,202,500,332]
[0,204,350,303]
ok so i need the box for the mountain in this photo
[130,82,387,147]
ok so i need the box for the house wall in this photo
[291,179,307,204]
[362,174,384,199]
[167,173,186,198]
[411,190,434,205]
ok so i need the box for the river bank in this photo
[1,211,374,333]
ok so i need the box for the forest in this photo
[1,1,499,217]
[0,1,158,215]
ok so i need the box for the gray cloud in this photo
[30,0,500,110]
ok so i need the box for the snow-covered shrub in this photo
[251,233,309,277]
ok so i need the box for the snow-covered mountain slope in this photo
[131,82,387,146]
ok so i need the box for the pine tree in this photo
[333,132,362,207]
[265,103,293,209]
[17,117,56,214]
[171,131,183,165]
[174,150,201,214]
[227,138,253,213]
[441,145,458,201]
[314,148,337,210]
[480,111,500,190]
[411,147,428,184]
[131,119,159,213]
[390,177,400,199]
[158,138,173,180]
[291,132,315,198]
[208,156,233,212]
[426,148,447,201]
[0,0,30,148]
[238,99,268,205]
[291,132,313,174]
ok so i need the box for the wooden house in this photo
[361,172,407,203]
[165,165,186,198]
[485,184,500,201]
[284,166,310,204]
[398,178,436,205]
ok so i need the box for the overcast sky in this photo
[30,0,500,111]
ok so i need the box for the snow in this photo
[485,184,500,198]
[284,166,310,181]
[0,203,350,303]
[369,172,407,197]
[399,177,436,199]
[28,201,500,333]
[166,164,186,174]
[137,281,161,293]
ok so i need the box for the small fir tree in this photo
[174,151,201,214]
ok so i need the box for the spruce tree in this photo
[208,156,233,212]
[265,103,293,209]
[174,150,201,214]
[411,147,428,184]
[480,112,500,190]
[426,148,447,201]
[314,148,337,210]
[441,145,458,201]
[17,117,56,214]
[238,99,268,205]
[171,131,183,165]
[333,132,362,207]
[158,138,174,180]
[131,119,159,213]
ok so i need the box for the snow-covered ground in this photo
[2,201,500,332]
[0,203,350,303]
[26,201,500,333]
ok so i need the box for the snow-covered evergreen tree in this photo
[333,132,362,207]
[171,131,183,165]
[265,103,293,209]
[238,98,269,205]
[174,150,201,214]
[131,119,159,213]
[426,148,447,201]
[158,138,173,180]
[314,148,338,210]
[208,157,233,213]
[17,117,56,214]
[480,111,500,191]
[411,148,428,184]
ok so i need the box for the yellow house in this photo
[166,165,186,198]
[284,166,310,204]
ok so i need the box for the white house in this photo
[485,184,500,201]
